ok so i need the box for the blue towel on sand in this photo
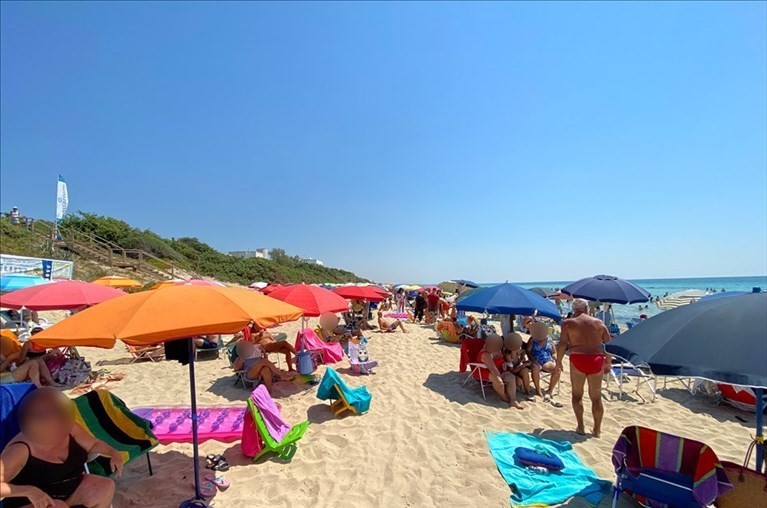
[316,367,371,413]
[0,383,36,450]
[485,431,612,507]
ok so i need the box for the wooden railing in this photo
[23,219,190,280]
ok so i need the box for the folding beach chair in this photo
[460,338,492,400]
[436,320,467,344]
[245,385,309,462]
[295,328,343,366]
[126,344,165,363]
[227,345,261,389]
[194,337,222,361]
[611,425,732,508]
[316,367,371,416]
[605,355,656,402]
[72,390,158,477]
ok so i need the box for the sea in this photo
[482,276,767,324]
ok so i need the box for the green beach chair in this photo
[72,390,159,477]
[246,398,309,462]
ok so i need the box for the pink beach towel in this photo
[295,328,344,364]
[250,385,291,442]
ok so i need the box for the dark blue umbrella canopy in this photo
[607,292,767,388]
[561,275,650,304]
[456,283,561,322]
[699,291,748,301]
[452,279,479,288]
[530,287,557,298]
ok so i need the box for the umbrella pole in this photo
[187,339,203,503]
[756,388,764,473]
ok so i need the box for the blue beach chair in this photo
[316,367,371,416]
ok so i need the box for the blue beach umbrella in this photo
[0,274,49,292]
[607,292,767,471]
[456,283,561,322]
[561,275,650,304]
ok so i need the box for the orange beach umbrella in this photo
[91,276,142,289]
[31,285,303,348]
[31,285,303,505]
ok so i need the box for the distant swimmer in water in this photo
[557,299,612,437]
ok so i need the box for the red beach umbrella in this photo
[332,286,386,302]
[267,284,349,317]
[0,280,126,311]
[261,284,284,295]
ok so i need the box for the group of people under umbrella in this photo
[452,275,766,473]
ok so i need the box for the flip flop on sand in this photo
[550,400,564,408]
[204,474,231,490]
[198,481,217,498]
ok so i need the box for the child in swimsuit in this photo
[502,333,532,398]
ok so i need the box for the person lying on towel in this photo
[0,388,121,508]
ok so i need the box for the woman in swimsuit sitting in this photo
[481,334,524,410]
[233,341,295,393]
[247,324,297,372]
[527,322,562,403]
[0,388,120,508]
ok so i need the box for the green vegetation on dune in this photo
[46,212,366,285]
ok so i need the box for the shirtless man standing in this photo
[556,298,612,437]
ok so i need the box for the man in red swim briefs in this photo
[556,298,612,437]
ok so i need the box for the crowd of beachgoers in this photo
[0,277,762,507]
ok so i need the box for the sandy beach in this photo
[62,317,755,508]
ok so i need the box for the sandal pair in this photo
[205,454,230,472]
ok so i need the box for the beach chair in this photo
[436,320,466,344]
[460,338,492,400]
[245,385,309,462]
[73,390,159,477]
[611,425,732,508]
[126,344,165,363]
[316,367,371,416]
[194,337,222,361]
[295,328,343,366]
[605,356,656,402]
[227,345,261,389]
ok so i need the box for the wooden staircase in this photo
[28,221,191,281]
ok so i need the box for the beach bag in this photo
[55,357,92,387]
[240,410,263,458]
[716,440,767,507]
[296,350,314,375]
[515,447,565,471]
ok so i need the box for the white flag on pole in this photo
[56,175,68,222]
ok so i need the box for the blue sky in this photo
[2,2,765,283]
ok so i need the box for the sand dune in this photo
[70,319,755,508]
